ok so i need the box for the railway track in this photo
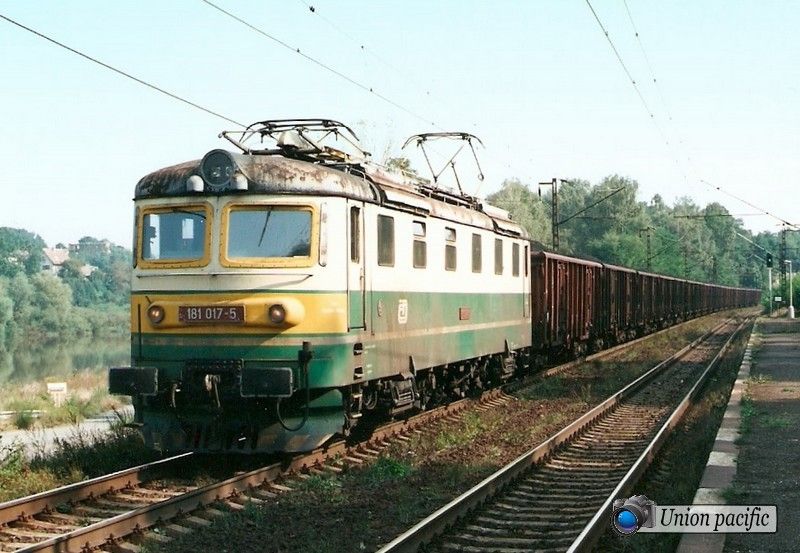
[378,317,751,553]
[0,388,514,553]
[0,312,746,553]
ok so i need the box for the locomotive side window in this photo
[350,206,360,262]
[227,207,312,259]
[472,233,482,273]
[495,239,503,275]
[445,227,457,271]
[378,215,395,266]
[512,243,520,276]
[141,208,207,263]
[524,244,529,277]
[413,221,427,269]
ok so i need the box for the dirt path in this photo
[0,405,133,459]
[725,318,800,553]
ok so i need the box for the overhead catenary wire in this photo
[584,1,659,128]
[583,0,689,191]
[558,187,625,226]
[585,1,794,239]
[621,0,700,182]
[672,213,764,218]
[621,0,673,123]
[276,1,535,189]
[0,13,245,127]
[296,0,413,86]
[200,0,439,129]
[699,179,800,231]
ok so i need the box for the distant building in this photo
[68,239,112,256]
[41,247,96,278]
[41,247,70,274]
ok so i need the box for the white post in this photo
[789,261,795,319]
[768,267,773,316]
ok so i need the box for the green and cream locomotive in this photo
[110,120,531,453]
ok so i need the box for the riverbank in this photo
[0,367,129,431]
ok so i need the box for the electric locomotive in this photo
[109,120,532,453]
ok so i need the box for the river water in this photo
[0,336,130,385]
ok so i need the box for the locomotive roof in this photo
[135,150,528,238]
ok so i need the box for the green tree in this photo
[486,178,551,244]
[64,237,131,306]
[0,228,45,277]
[7,273,34,332]
[0,278,14,349]
[26,273,90,340]
[385,157,419,177]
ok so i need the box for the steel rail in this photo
[567,317,751,552]
[376,318,740,552]
[0,453,193,527]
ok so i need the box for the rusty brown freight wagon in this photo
[529,249,761,361]
[531,251,602,358]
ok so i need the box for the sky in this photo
[1,1,798,248]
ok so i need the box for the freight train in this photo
[109,119,760,454]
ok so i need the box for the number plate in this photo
[179,305,245,324]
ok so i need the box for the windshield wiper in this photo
[257,207,274,247]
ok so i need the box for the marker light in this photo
[186,175,204,192]
[268,304,286,324]
[147,305,165,324]
[232,172,248,191]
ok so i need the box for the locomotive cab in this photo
[112,145,367,452]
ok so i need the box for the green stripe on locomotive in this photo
[133,290,531,390]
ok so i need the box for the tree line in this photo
[0,229,129,348]
[485,175,800,301]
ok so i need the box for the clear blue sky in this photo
[1,1,798,247]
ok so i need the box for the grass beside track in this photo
[0,422,161,502]
[143,310,749,553]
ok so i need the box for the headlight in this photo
[200,149,235,190]
[268,304,286,324]
[147,305,165,324]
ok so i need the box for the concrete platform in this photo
[678,317,800,553]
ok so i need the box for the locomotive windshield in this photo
[226,206,312,260]
[141,209,207,262]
